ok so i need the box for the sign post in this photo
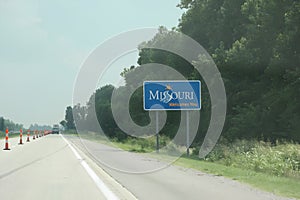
[143,81,201,155]
[156,111,159,153]
[186,110,190,156]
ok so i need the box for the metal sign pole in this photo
[144,81,201,155]
[186,110,190,157]
[156,111,159,153]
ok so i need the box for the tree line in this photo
[0,116,23,132]
[63,0,300,144]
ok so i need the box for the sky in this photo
[0,0,184,128]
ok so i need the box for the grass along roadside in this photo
[175,156,300,199]
[114,140,300,199]
[63,131,300,199]
[0,131,21,139]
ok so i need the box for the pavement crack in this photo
[0,145,68,180]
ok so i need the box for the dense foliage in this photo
[0,116,23,131]
[68,0,300,145]
[177,0,300,142]
[61,106,76,130]
[202,139,300,177]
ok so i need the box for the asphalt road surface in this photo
[0,134,132,200]
[0,134,295,200]
[66,135,295,200]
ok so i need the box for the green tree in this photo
[0,117,4,131]
[94,85,121,138]
[65,106,75,130]
[60,120,67,129]
[82,84,129,140]
[68,0,300,143]
[3,119,23,131]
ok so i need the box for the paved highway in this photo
[0,134,295,200]
[0,134,133,200]
[67,136,295,200]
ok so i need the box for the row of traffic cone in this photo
[3,128,50,151]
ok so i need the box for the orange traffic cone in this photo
[3,128,10,150]
[33,131,36,140]
[19,129,23,145]
[26,129,30,142]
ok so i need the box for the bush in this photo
[205,139,300,177]
[162,142,182,156]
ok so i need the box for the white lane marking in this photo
[60,134,119,200]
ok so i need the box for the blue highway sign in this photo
[143,81,201,111]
